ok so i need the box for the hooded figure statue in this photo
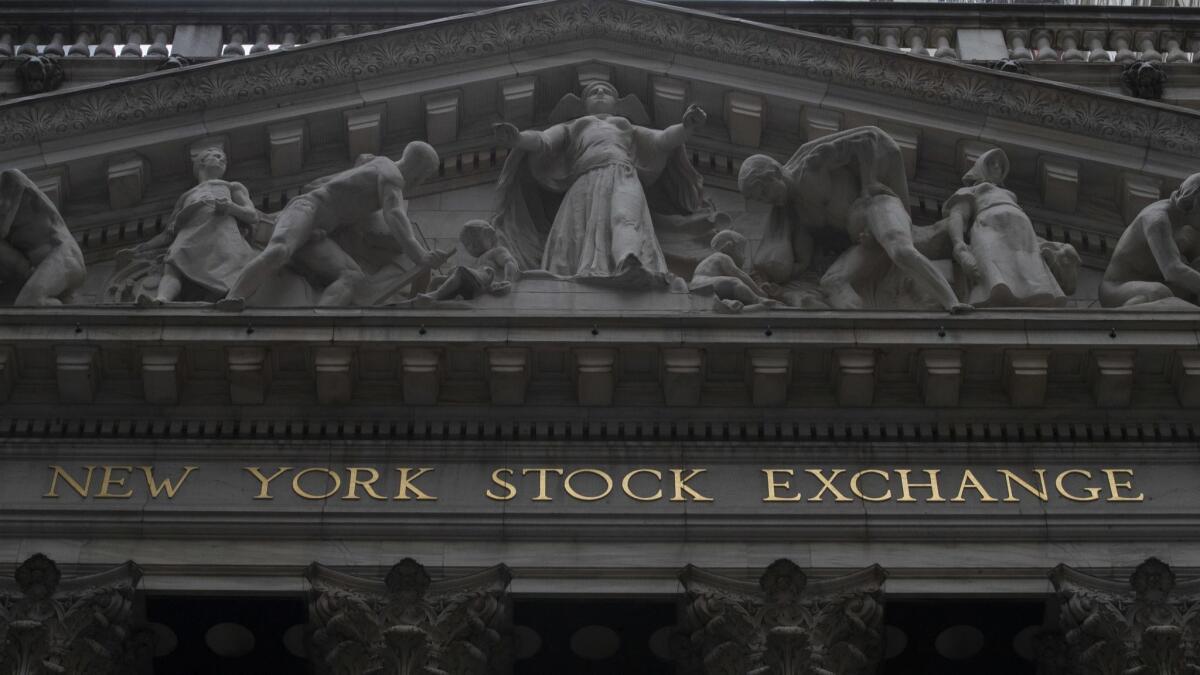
[490,81,728,287]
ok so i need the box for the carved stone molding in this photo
[0,554,148,675]
[1049,557,1200,675]
[306,558,513,675]
[0,0,1197,156]
[677,559,887,675]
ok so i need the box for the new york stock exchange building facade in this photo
[5,0,1200,672]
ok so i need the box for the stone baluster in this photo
[0,27,15,58]
[932,28,956,59]
[1164,33,1188,63]
[279,25,298,48]
[0,554,149,674]
[43,26,67,57]
[678,559,887,675]
[146,25,171,58]
[879,27,900,50]
[1191,35,1200,64]
[356,24,379,35]
[905,27,927,55]
[1033,30,1057,61]
[1085,30,1110,62]
[1059,30,1085,62]
[306,558,514,675]
[1112,30,1137,63]
[1007,30,1032,62]
[222,25,247,56]
[304,24,325,45]
[249,24,272,53]
[852,27,875,45]
[93,25,118,57]
[1136,31,1162,62]
[17,28,39,56]
[1049,558,1200,674]
[331,24,353,39]
[66,26,92,57]
[120,25,145,58]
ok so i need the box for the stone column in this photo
[306,558,513,675]
[1048,557,1200,674]
[677,559,887,675]
[0,554,148,674]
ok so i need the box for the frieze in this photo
[0,0,1198,155]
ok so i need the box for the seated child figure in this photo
[416,220,519,305]
[690,230,782,313]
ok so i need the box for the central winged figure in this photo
[492,80,727,287]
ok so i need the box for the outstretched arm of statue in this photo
[494,122,566,154]
[644,103,707,152]
[1146,214,1200,294]
[378,176,446,269]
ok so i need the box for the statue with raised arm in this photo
[220,141,449,309]
[0,169,85,305]
[1101,172,1200,309]
[492,81,726,287]
[941,148,1079,307]
[738,126,970,313]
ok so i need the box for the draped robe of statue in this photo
[164,180,258,297]
[492,93,726,284]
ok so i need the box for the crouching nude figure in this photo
[0,169,85,305]
[689,230,781,313]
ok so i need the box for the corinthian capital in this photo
[0,553,147,675]
[677,559,887,675]
[1050,557,1200,674]
[305,558,513,675]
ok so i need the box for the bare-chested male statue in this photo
[738,126,970,313]
[222,141,447,309]
[0,169,85,305]
[1100,172,1200,309]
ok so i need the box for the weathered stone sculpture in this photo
[492,81,725,287]
[114,146,265,305]
[1101,173,1200,309]
[15,56,65,95]
[689,229,781,313]
[222,141,449,309]
[677,559,887,675]
[739,126,970,312]
[414,219,520,305]
[1123,60,1166,100]
[941,148,1078,307]
[306,558,512,675]
[0,553,148,675]
[1048,557,1200,674]
[0,169,85,306]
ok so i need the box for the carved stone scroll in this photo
[1049,557,1200,675]
[0,553,148,675]
[677,559,887,675]
[306,558,513,675]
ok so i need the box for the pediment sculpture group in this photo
[4,81,1200,313]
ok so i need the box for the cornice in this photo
[1,0,1199,155]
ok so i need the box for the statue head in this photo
[962,148,1009,187]
[1170,173,1200,213]
[191,146,227,181]
[459,219,498,258]
[397,141,440,188]
[1130,557,1175,603]
[738,154,787,206]
[759,559,807,605]
[711,229,748,267]
[582,81,619,115]
[385,558,432,603]
[15,553,61,601]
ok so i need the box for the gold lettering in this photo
[951,469,998,503]
[1055,469,1102,502]
[806,469,853,502]
[486,468,517,501]
[244,466,293,500]
[1103,469,1144,502]
[998,469,1049,503]
[896,469,945,503]
[762,469,803,502]
[670,469,713,502]
[96,466,134,499]
[850,469,892,502]
[44,465,95,498]
[140,466,198,499]
[521,468,564,502]
[394,468,437,501]
[621,469,663,501]
[292,467,341,500]
[343,467,387,501]
[564,469,614,502]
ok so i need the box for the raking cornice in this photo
[0,0,1199,156]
